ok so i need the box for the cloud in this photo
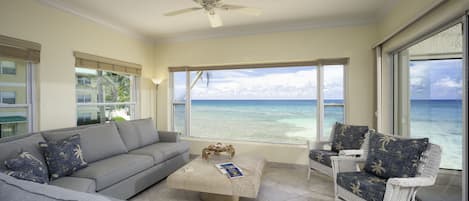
[189,67,344,100]
[435,77,462,88]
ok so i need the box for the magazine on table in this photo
[215,162,244,179]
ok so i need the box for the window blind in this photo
[74,51,142,76]
[168,58,349,72]
[0,35,41,63]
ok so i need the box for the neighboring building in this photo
[0,57,28,138]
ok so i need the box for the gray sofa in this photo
[0,118,190,200]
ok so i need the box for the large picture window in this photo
[171,63,345,144]
[75,68,137,125]
[0,57,33,138]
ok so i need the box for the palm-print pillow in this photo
[39,134,88,180]
[3,152,49,184]
[331,122,369,152]
[364,131,429,179]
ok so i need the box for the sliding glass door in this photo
[393,21,465,200]
[396,23,463,170]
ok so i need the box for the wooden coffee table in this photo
[167,156,265,201]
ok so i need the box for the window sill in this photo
[180,136,308,148]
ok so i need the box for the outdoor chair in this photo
[331,130,441,201]
[307,122,370,178]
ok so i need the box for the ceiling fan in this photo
[164,0,262,28]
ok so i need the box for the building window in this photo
[75,68,137,125]
[76,94,92,103]
[0,91,16,104]
[171,64,345,144]
[0,61,16,75]
[77,77,91,85]
[0,58,33,138]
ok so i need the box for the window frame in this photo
[0,61,35,137]
[75,69,139,125]
[169,64,347,144]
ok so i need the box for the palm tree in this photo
[315,153,324,162]
[378,135,396,151]
[350,181,362,196]
[370,160,386,175]
[73,145,86,165]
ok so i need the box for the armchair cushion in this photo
[364,131,429,179]
[337,171,387,201]
[331,122,369,152]
[309,150,338,167]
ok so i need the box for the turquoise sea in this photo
[174,99,462,169]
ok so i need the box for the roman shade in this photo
[168,57,349,72]
[74,51,142,76]
[0,35,41,63]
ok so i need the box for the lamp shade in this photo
[152,78,162,85]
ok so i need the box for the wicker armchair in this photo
[307,123,370,178]
[331,132,442,201]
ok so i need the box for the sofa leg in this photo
[307,168,311,180]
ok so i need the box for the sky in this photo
[410,59,462,100]
[173,59,462,100]
[174,65,344,100]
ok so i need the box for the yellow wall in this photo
[154,24,378,164]
[0,0,156,131]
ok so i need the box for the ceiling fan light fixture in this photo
[207,12,223,28]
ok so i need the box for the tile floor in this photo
[130,163,334,201]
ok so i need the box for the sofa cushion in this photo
[4,152,49,184]
[39,135,88,180]
[337,171,387,201]
[364,131,429,179]
[116,118,159,150]
[129,142,190,164]
[43,123,128,163]
[72,154,153,191]
[50,176,96,193]
[0,133,47,172]
[309,149,338,167]
[331,122,369,152]
[0,172,114,201]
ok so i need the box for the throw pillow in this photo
[39,134,88,180]
[331,122,369,152]
[3,152,48,184]
[364,131,429,179]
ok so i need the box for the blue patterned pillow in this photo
[364,131,429,179]
[3,152,49,184]
[331,122,369,152]
[39,134,88,180]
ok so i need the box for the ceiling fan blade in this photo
[164,7,202,16]
[219,4,262,16]
[207,13,223,28]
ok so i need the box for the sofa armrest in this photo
[158,130,180,142]
[387,177,436,187]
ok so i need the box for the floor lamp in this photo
[152,78,162,128]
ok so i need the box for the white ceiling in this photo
[39,0,396,42]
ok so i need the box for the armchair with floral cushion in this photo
[307,122,370,178]
[331,130,442,201]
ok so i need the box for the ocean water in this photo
[174,99,462,169]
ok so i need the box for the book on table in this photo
[215,162,244,179]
